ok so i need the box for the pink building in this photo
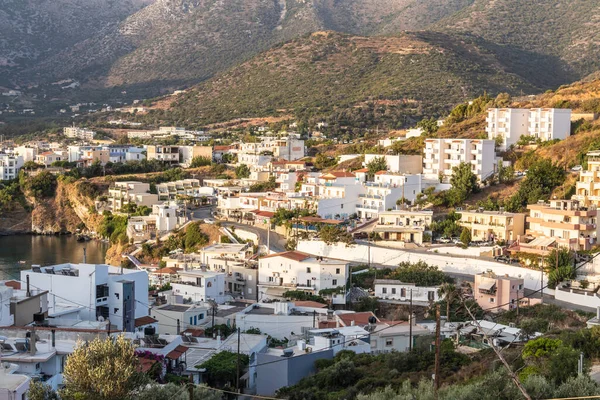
[473,271,537,312]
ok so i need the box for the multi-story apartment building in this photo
[486,108,572,150]
[238,153,272,168]
[156,179,202,201]
[356,173,422,219]
[574,151,600,207]
[126,202,183,242]
[171,269,227,303]
[239,136,305,161]
[473,271,527,312]
[485,108,529,150]
[0,154,23,180]
[374,210,434,245]
[63,126,96,140]
[105,181,159,212]
[13,146,37,162]
[423,139,497,182]
[22,263,149,331]
[179,145,213,167]
[524,199,598,252]
[528,108,571,141]
[458,210,526,243]
[258,251,349,300]
[146,145,180,164]
[363,154,423,174]
[269,160,307,172]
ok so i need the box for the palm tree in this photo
[438,282,459,320]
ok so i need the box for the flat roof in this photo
[157,304,193,312]
[0,373,29,391]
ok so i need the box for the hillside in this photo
[435,0,600,87]
[0,0,152,87]
[151,31,538,126]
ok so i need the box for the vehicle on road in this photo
[203,218,215,224]
[571,165,583,171]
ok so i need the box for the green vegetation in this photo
[389,261,453,286]
[314,154,338,170]
[98,212,129,244]
[235,164,251,179]
[190,156,212,167]
[197,351,249,388]
[20,171,57,199]
[283,290,327,304]
[318,224,355,246]
[366,156,388,180]
[184,222,210,250]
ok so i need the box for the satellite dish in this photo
[98,316,105,322]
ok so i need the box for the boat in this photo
[18,260,26,264]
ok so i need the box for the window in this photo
[382,288,387,294]
[207,281,212,288]
[518,284,523,290]
[199,313,204,320]
[489,298,495,303]
[332,279,337,286]
[428,291,435,301]
[341,204,343,209]
[248,288,253,294]
[401,288,406,297]
[307,280,311,287]
[114,292,119,299]
[336,268,340,274]
[114,308,119,314]
[307,267,311,273]
[385,338,393,346]
[391,288,396,295]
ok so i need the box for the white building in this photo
[486,108,529,151]
[235,302,330,339]
[13,146,37,162]
[486,108,572,150]
[371,322,429,353]
[528,108,572,141]
[152,302,210,334]
[356,173,422,219]
[22,263,149,332]
[423,138,497,182]
[171,269,227,304]
[64,126,96,140]
[374,280,441,303]
[0,368,30,400]
[258,251,349,299]
[373,210,434,245]
[238,136,305,162]
[104,181,159,212]
[0,154,23,180]
[364,154,423,174]
[126,202,183,242]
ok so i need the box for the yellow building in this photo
[458,210,525,243]
[574,151,600,207]
[523,199,598,253]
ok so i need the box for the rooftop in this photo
[135,316,158,327]
[202,243,249,253]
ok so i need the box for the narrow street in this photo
[190,207,286,252]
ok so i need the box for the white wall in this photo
[297,241,547,291]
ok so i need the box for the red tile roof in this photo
[214,145,231,151]
[166,345,188,360]
[261,250,312,262]
[321,171,355,178]
[152,267,181,275]
[294,301,327,309]
[254,210,275,218]
[182,328,205,337]
[374,170,388,175]
[134,316,158,327]
[354,168,369,173]
[4,280,21,290]
[137,357,160,373]
[338,312,379,327]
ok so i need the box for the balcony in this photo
[359,194,384,199]
[356,203,383,211]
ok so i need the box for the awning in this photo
[478,280,496,291]
[166,345,188,360]
[523,237,556,248]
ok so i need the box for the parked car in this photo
[494,255,510,263]
[439,237,451,243]
[451,237,462,244]
[203,218,215,224]
[571,165,583,172]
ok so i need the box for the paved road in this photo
[191,207,286,252]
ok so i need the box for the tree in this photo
[544,248,575,288]
[197,351,249,388]
[521,337,580,385]
[366,156,388,180]
[235,164,251,179]
[28,381,59,400]
[449,162,478,205]
[185,223,209,250]
[61,336,148,400]
[190,156,212,167]
[438,283,459,319]
[416,117,439,136]
[389,261,453,286]
[460,228,471,246]
[318,225,355,246]
[314,153,337,170]
[133,383,222,400]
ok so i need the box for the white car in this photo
[571,165,583,171]
[203,218,215,224]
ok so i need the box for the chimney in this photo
[29,327,37,355]
[26,274,31,297]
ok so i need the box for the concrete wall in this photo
[297,241,547,291]
[233,228,259,245]
[555,288,600,309]
[256,349,334,396]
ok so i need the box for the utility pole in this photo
[212,306,215,328]
[188,381,194,400]
[367,235,371,269]
[462,298,532,400]
[313,310,316,328]
[236,327,241,393]
[434,304,441,396]
[267,221,271,253]
[409,289,413,352]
